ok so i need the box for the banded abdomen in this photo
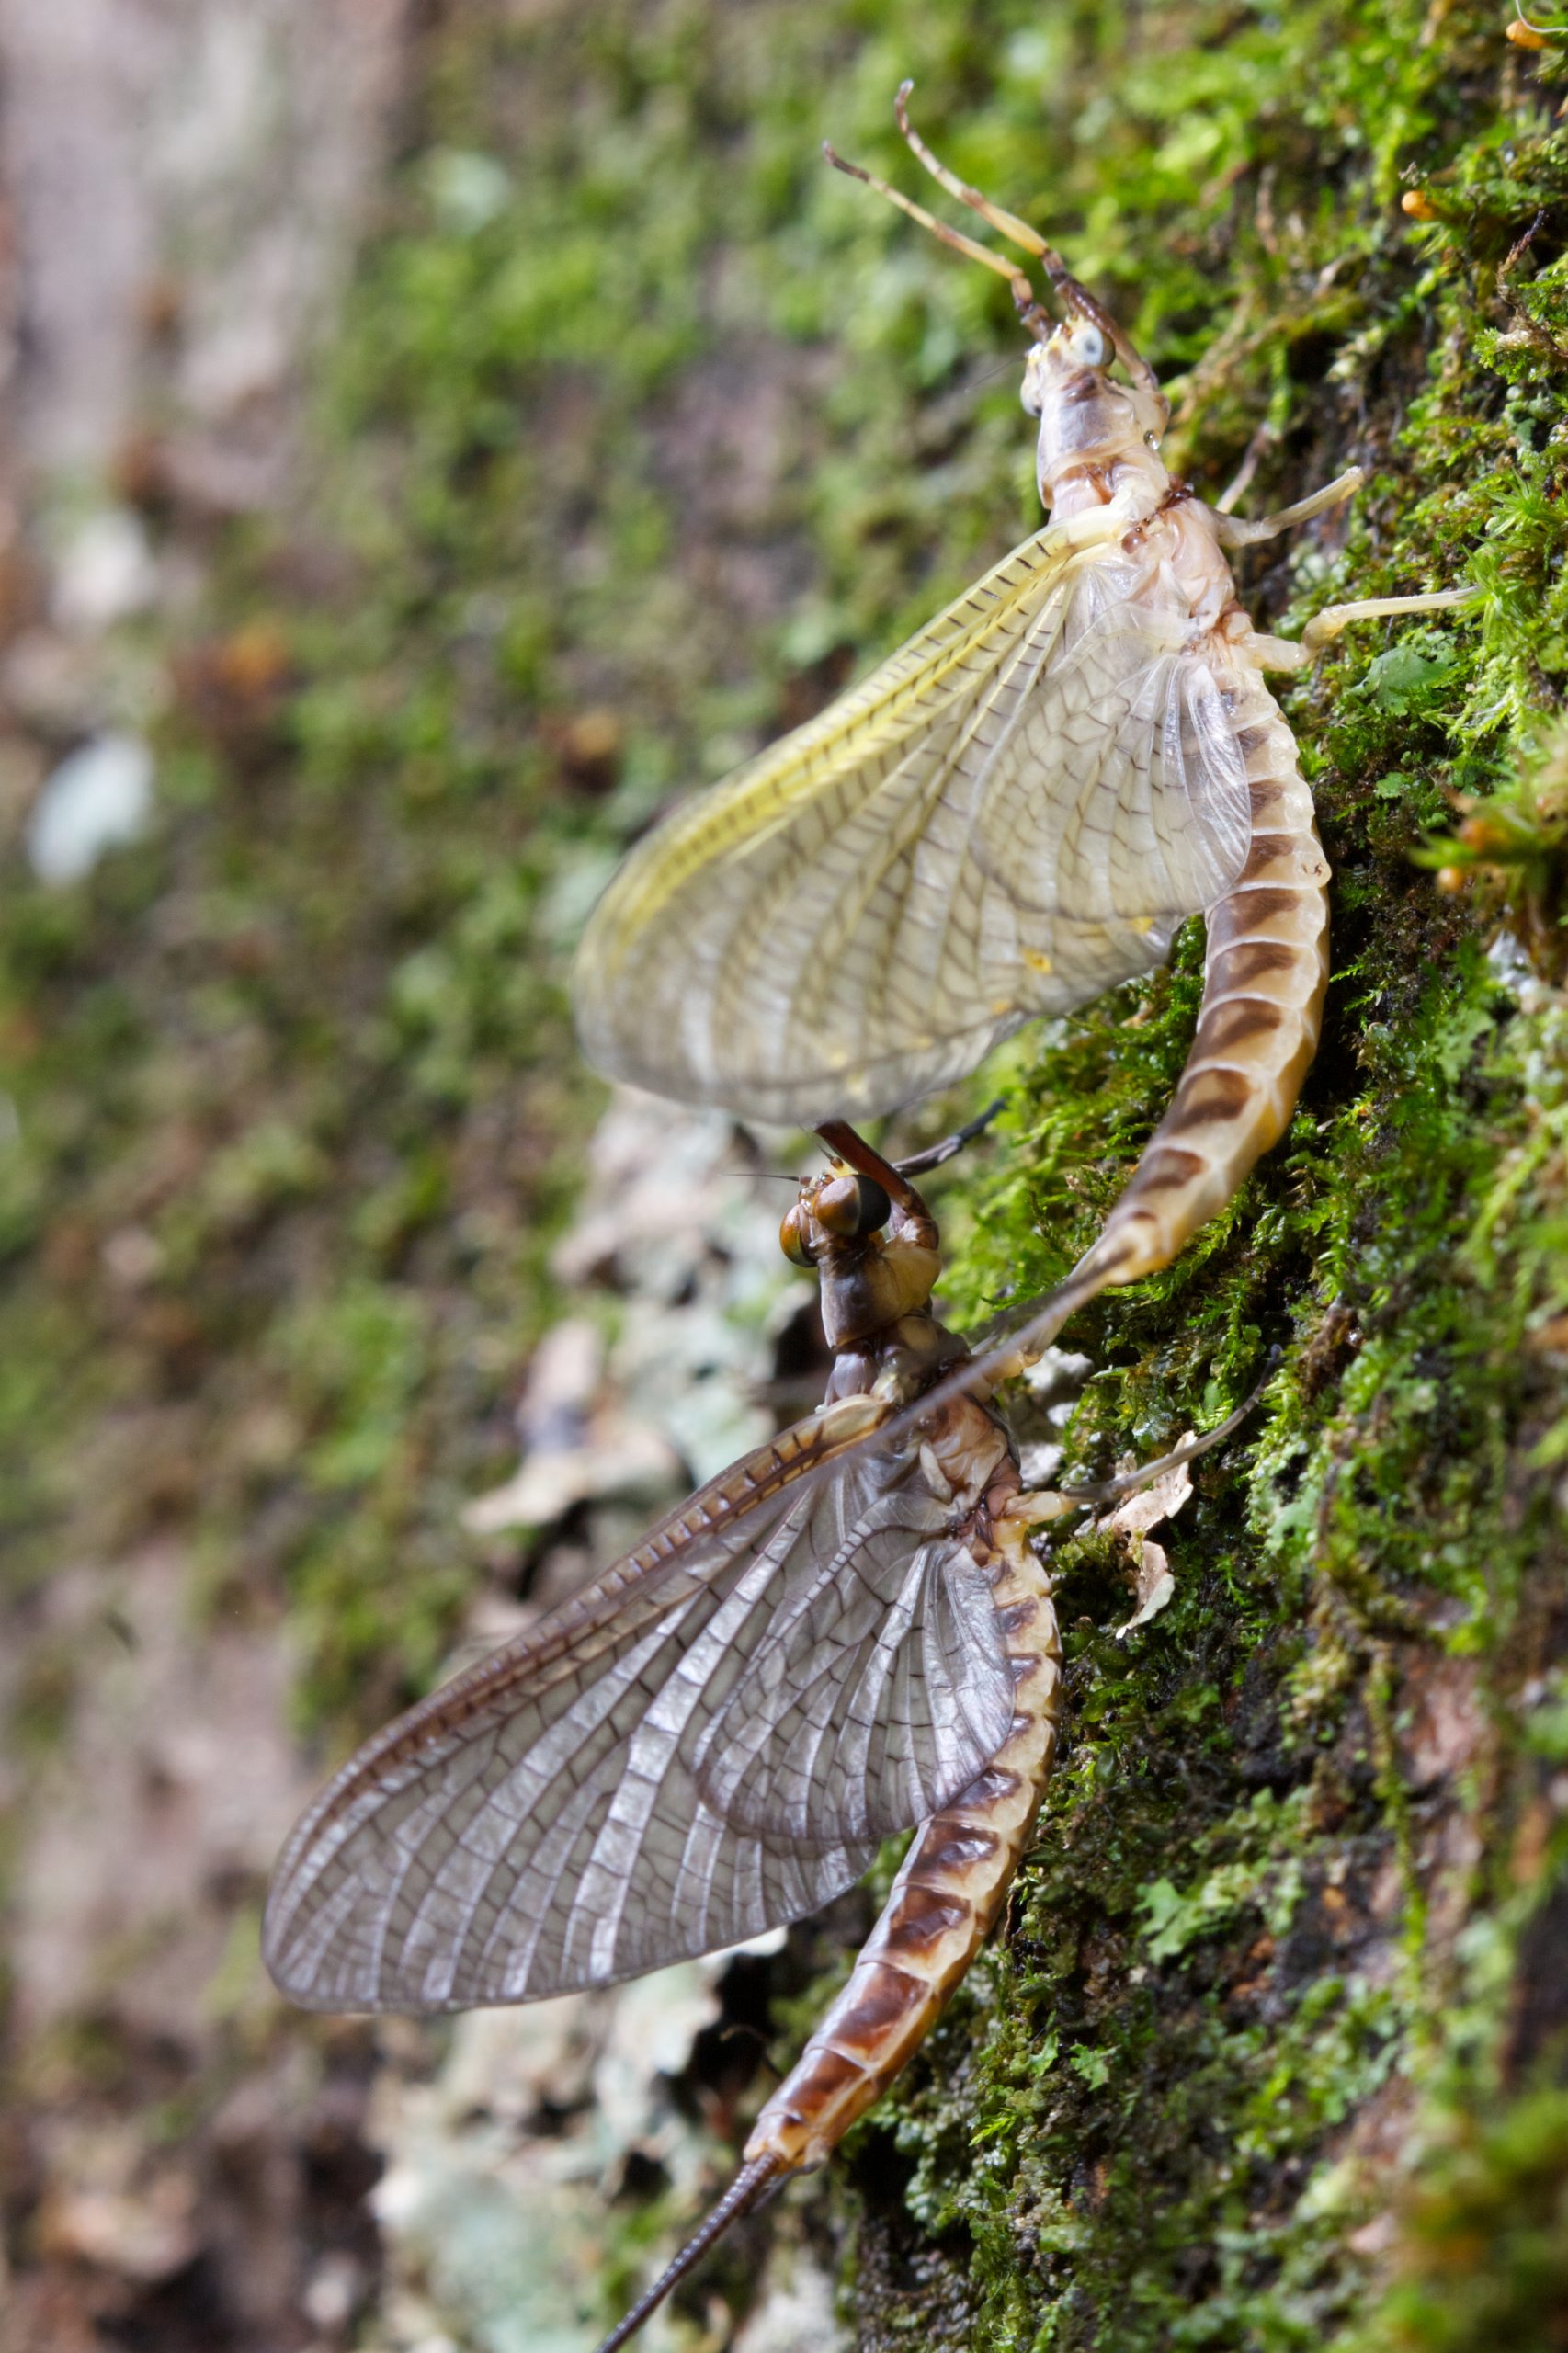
[744,1500,1062,2174]
[1069,674,1329,1299]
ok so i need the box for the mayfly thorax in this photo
[263,1118,1260,2350]
[574,85,1471,1369]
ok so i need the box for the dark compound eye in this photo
[779,1203,816,1267]
[812,1174,892,1239]
[856,1176,893,1233]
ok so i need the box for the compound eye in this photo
[812,1174,892,1239]
[780,1203,816,1267]
[1070,323,1108,368]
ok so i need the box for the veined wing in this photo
[574,524,1250,1125]
[263,1395,1017,2013]
[691,1437,1013,1846]
[969,547,1250,922]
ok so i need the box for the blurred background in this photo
[4,3,1567,2351]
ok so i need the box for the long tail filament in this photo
[591,2154,787,2353]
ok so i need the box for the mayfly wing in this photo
[687,1455,1017,1847]
[263,1394,1018,2014]
[968,552,1250,923]
[574,526,1251,1127]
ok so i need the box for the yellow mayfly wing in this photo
[574,517,1250,1126]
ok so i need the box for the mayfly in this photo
[264,1121,1259,2350]
[574,87,1471,1360]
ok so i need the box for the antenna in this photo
[827,83,1164,401]
[822,139,1050,336]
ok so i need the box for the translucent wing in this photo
[574,529,1250,1125]
[691,1448,1013,1846]
[263,1398,1017,2013]
[968,548,1251,922]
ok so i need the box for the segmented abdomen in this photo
[1074,686,1329,1292]
[744,1511,1062,2176]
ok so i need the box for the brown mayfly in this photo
[264,1121,1261,2349]
[574,88,1471,1365]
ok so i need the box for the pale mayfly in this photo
[575,87,1471,1359]
[264,1121,1261,2349]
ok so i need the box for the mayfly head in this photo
[1021,316,1171,516]
[782,1124,941,1350]
[779,1167,892,1269]
[825,85,1171,517]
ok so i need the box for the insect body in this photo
[264,1122,1254,2350]
[574,89,1469,1346]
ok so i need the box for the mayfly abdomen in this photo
[744,1509,1062,2176]
[1074,686,1329,1293]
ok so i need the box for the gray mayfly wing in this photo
[691,1467,1012,1847]
[263,1401,1016,2013]
[574,528,1251,1127]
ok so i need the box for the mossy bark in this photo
[5,2,1568,2348]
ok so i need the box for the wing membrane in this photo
[574,527,1250,1124]
[263,1397,1017,2012]
[692,1462,1012,1845]
[970,551,1249,920]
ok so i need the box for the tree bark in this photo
[6,4,1567,2349]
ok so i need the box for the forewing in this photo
[574,529,1251,1125]
[263,1398,1016,2014]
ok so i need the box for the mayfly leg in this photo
[824,77,1143,357]
[833,80,1156,397]
[892,79,1067,272]
[820,139,1046,325]
[888,81,1154,393]
[890,1095,1007,1177]
[1211,466,1365,545]
[1262,585,1478,665]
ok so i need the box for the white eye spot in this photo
[1073,324,1108,368]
